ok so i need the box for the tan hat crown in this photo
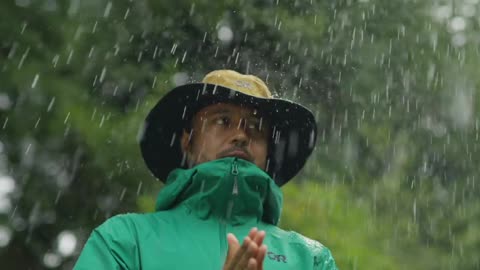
[202,70,272,98]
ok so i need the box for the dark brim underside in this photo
[139,83,317,186]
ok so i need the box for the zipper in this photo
[231,161,239,195]
[219,219,227,265]
[220,161,239,265]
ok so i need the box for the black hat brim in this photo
[139,83,317,186]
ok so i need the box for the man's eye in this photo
[247,119,262,131]
[215,117,230,126]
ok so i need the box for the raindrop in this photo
[32,73,40,88]
[91,108,97,120]
[99,67,107,83]
[34,117,41,129]
[452,33,467,47]
[189,3,195,16]
[152,46,158,59]
[152,76,157,88]
[52,54,60,68]
[173,72,188,86]
[119,188,126,201]
[17,47,30,69]
[103,2,113,18]
[0,94,12,111]
[234,52,240,64]
[2,117,8,129]
[64,112,70,124]
[170,43,178,55]
[113,44,120,56]
[24,143,31,155]
[66,50,74,65]
[43,252,61,268]
[413,198,417,223]
[92,21,98,33]
[0,197,12,214]
[20,21,28,34]
[170,133,176,147]
[7,42,18,59]
[99,115,105,128]
[218,26,233,43]
[449,16,467,32]
[181,51,188,63]
[56,231,77,257]
[0,226,12,247]
[54,191,62,205]
[136,181,143,195]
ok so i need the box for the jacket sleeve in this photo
[74,215,139,270]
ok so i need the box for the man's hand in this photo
[223,227,268,270]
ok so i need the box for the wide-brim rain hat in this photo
[139,70,317,186]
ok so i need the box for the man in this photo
[74,70,337,269]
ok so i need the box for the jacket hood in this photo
[155,157,283,225]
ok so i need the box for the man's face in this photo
[180,103,269,170]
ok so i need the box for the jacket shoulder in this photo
[95,213,142,236]
[266,226,337,270]
[290,231,337,270]
[75,213,146,269]
[95,212,165,238]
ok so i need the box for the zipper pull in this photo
[232,161,239,195]
[231,162,239,175]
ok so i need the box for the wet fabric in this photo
[74,157,337,269]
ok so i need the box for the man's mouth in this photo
[219,149,252,162]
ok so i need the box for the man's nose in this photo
[231,120,249,147]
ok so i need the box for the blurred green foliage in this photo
[1,0,479,269]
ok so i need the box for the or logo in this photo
[267,251,287,263]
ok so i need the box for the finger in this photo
[247,257,257,270]
[230,236,252,269]
[248,227,258,240]
[236,237,253,269]
[227,233,240,256]
[252,230,265,246]
[224,234,240,270]
[237,237,259,269]
[256,244,267,270]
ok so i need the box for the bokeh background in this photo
[1,0,479,269]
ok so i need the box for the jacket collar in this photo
[155,157,283,225]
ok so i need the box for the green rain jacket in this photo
[74,157,337,269]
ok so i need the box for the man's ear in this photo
[180,129,192,154]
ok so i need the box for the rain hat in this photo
[139,70,317,186]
